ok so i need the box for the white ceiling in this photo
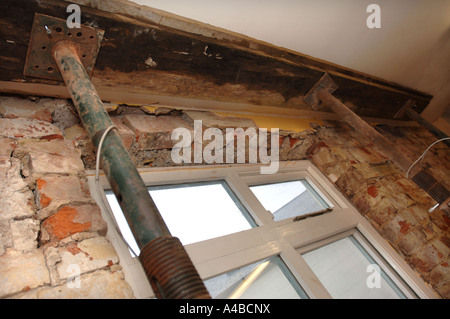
[130,0,450,122]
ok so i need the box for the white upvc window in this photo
[87,161,438,299]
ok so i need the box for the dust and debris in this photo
[144,55,157,68]
[173,51,189,55]
[203,45,212,57]
[203,45,223,59]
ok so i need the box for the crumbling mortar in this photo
[43,245,61,286]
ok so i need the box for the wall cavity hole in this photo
[76,32,82,37]
[55,27,62,33]
[34,65,39,69]
[47,66,53,72]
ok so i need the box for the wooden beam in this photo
[0,80,421,128]
[0,0,433,120]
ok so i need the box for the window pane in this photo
[148,181,255,246]
[301,237,407,299]
[250,180,329,221]
[106,181,254,255]
[204,257,308,299]
[105,191,140,257]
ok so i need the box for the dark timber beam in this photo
[0,0,434,120]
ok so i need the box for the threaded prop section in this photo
[412,169,450,204]
[139,236,211,299]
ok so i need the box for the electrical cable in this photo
[94,125,139,257]
[406,137,450,179]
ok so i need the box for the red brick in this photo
[430,264,450,287]
[376,176,416,210]
[35,176,92,220]
[310,144,337,168]
[307,141,329,156]
[0,138,16,157]
[366,199,397,227]
[335,168,367,199]
[123,114,193,150]
[410,244,443,273]
[441,235,450,249]
[351,162,380,180]
[353,194,371,215]
[28,152,84,176]
[434,282,450,299]
[417,223,438,242]
[405,204,432,224]
[345,146,380,163]
[0,118,62,140]
[381,209,421,243]
[17,139,80,158]
[42,204,107,241]
[111,117,135,151]
[430,210,450,232]
[64,124,88,141]
[15,136,83,177]
[367,185,378,198]
[398,230,427,256]
[0,96,52,122]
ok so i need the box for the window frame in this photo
[87,160,438,299]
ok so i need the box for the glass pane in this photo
[105,191,140,257]
[250,180,329,221]
[204,257,308,299]
[148,181,254,246]
[106,181,254,255]
[301,237,407,299]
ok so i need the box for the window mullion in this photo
[225,170,275,226]
[190,239,283,280]
[277,240,332,299]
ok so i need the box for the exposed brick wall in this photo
[65,98,450,299]
[309,121,450,299]
[0,95,134,299]
[1,94,448,299]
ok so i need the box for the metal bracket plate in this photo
[24,13,104,81]
[303,73,339,110]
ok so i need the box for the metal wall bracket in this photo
[303,73,339,110]
[24,13,104,81]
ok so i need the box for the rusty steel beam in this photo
[304,74,450,209]
[52,41,210,299]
